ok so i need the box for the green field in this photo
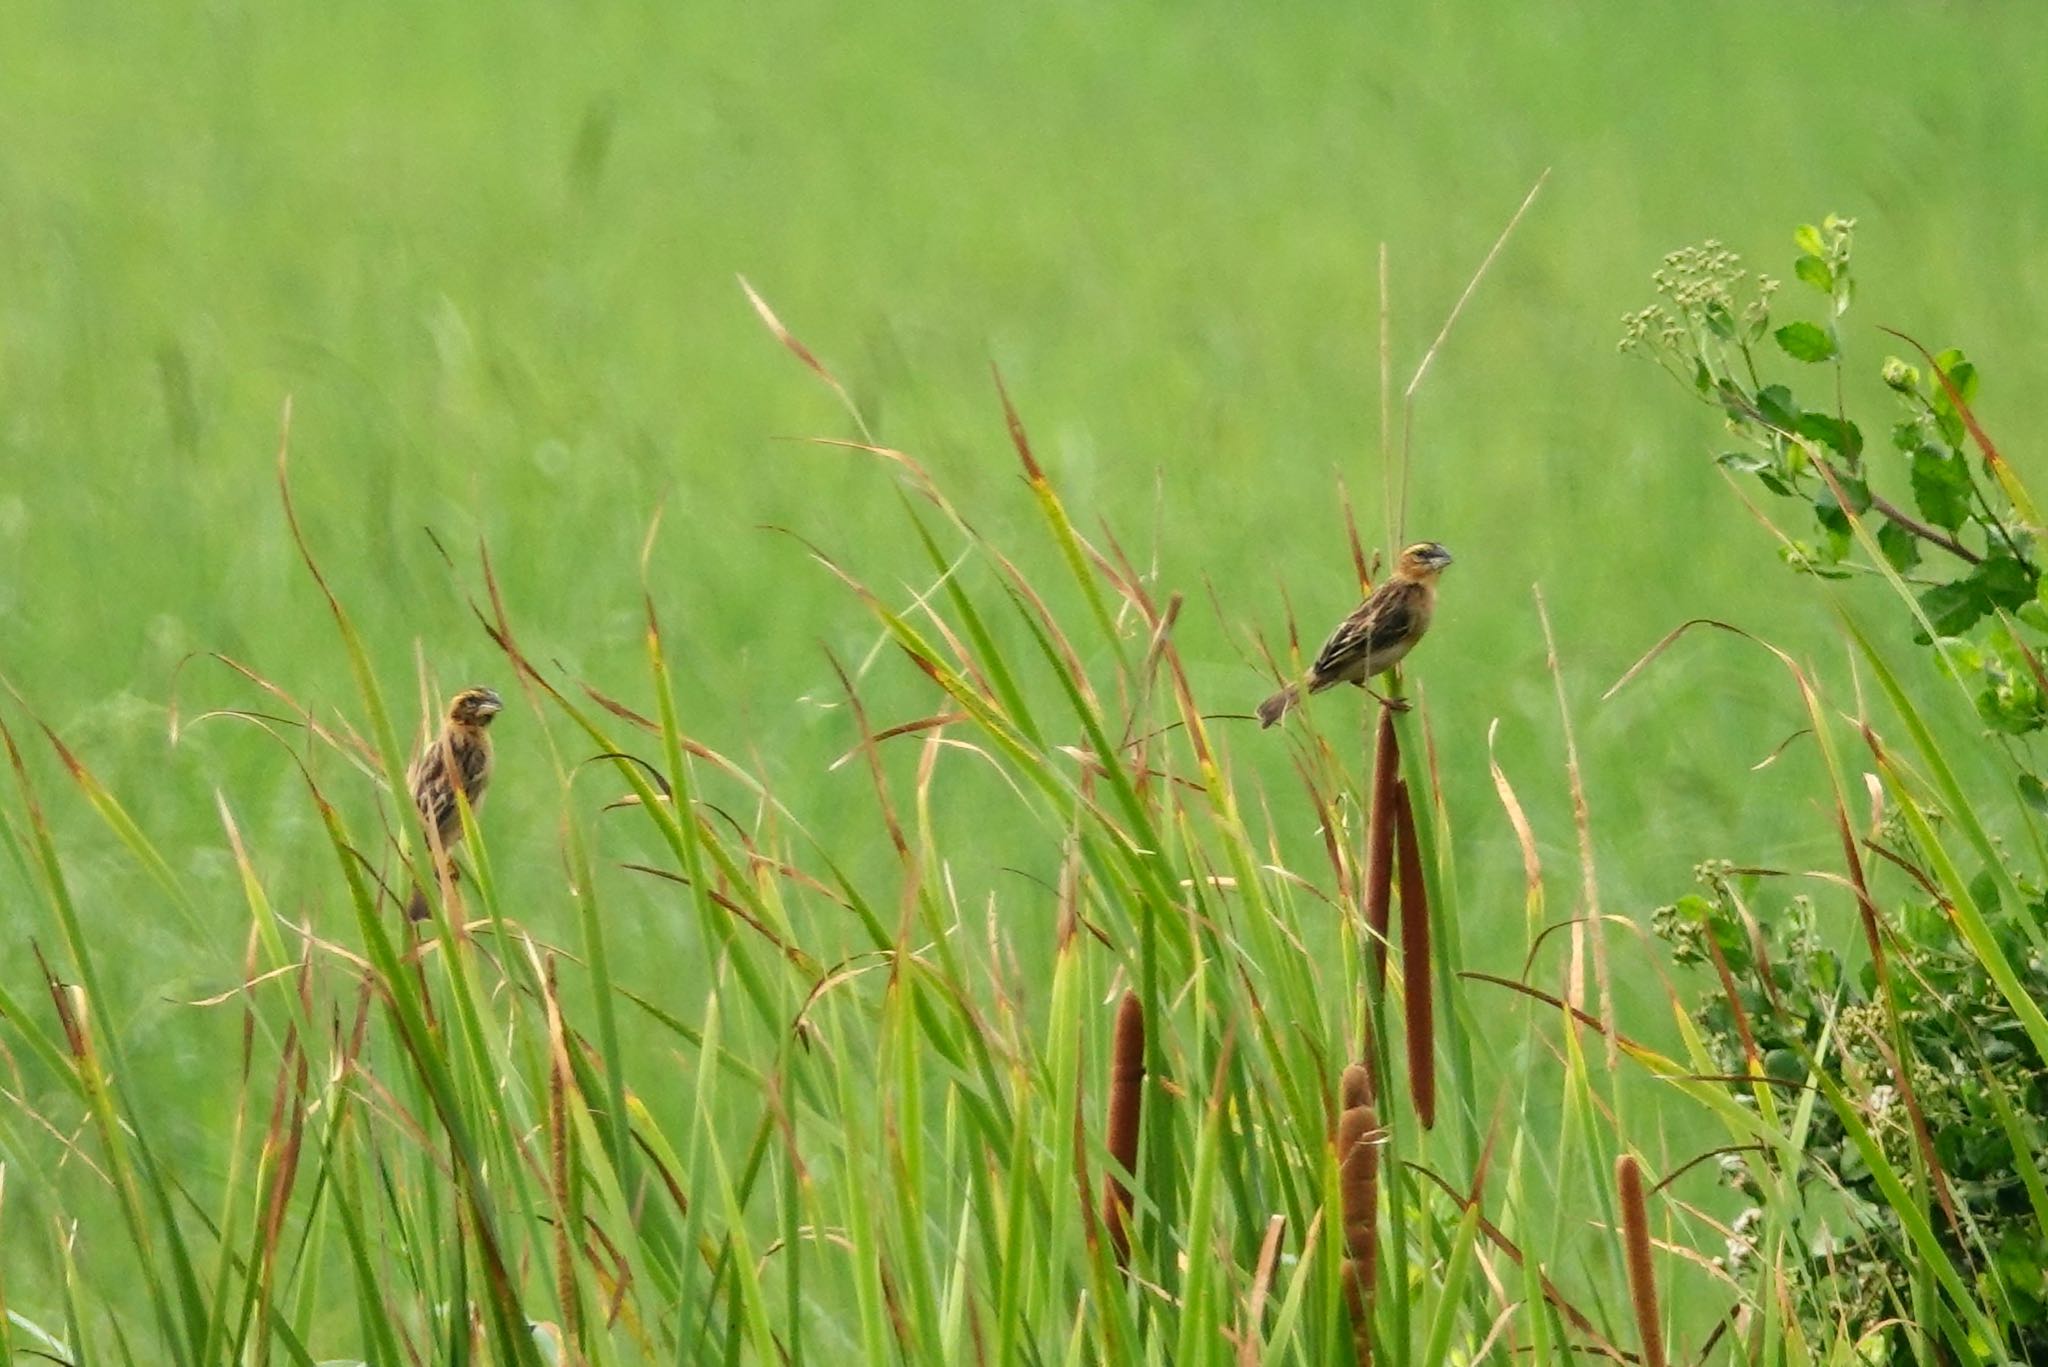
[4,3,2048,1362]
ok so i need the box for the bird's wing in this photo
[1312,585,1419,677]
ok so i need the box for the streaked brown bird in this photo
[1258,542,1453,727]
[405,685,504,921]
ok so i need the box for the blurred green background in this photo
[2,0,2043,1266]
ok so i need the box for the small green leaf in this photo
[1795,224,1826,257]
[1714,379,1753,423]
[1934,408,1966,448]
[1702,299,1736,341]
[1815,470,1871,517]
[1876,521,1921,573]
[1812,501,1853,563]
[1717,451,1771,475]
[1978,684,2044,735]
[1976,553,2036,611]
[1781,540,1850,577]
[1796,412,1863,460]
[1910,447,1974,532]
[1794,255,1833,293]
[1932,348,1981,405]
[1774,321,1838,363]
[1919,579,1988,636]
[1780,435,1808,479]
[1933,636,1985,676]
[1755,384,1800,430]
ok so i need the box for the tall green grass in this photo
[6,268,2044,1360]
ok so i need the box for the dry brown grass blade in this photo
[254,976,309,1367]
[983,538,1100,711]
[1335,1062,1381,1365]
[1601,616,1752,703]
[618,865,815,971]
[1459,972,1655,1054]
[1363,709,1400,996]
[1293,758,1354,913]
[1748,726,1812,771]
[580,684,660,735]
[1337,477,1375,599]
[1237,1214,1288,1367]
[1393,780,1434,1129]
[738,275,866,436]
[1151,598,1215,772]
[1097,521,1163,624]
[1865,1028,1961,1239]
[1878,325,2034,523]
[273,397,348,632]
[828,712,972,771]
[1615,1154,1666,1367]
[989,363,1045,483]
[32,943,87,1063]
[1485,718,1542,914]
[1378,241,1394,555]
[821,649,911,866]
[1698,926,1760,1073]
[1403,171,1550,404]
[1536,585,1613,1064]
[470,541,577,720]
[1399,169,1550,538]
[175,652,380,772]
[1103,990,1145,1269]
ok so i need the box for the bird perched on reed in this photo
[1258,542,1453,727]
[405,685,504,921]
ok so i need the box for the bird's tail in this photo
[1257,685,1300,728]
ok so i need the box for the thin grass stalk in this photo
[1393,781,1435,1130]
[1103,991,1145,1269]
[1335,1063,1379,1365]
[1615,1154,1665,1367]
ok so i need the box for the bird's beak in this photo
[477,691,504,717]
[1432,549,1454,567]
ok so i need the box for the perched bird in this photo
[1258,542,1454,727]
[405,685,504,921]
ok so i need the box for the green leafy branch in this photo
[1624,215,2048,736]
